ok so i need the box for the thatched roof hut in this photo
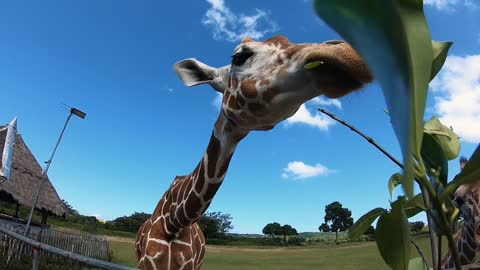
[0,118,67,217]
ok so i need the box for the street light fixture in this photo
[24,107,86,236]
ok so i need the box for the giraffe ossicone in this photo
[136,35,373,270]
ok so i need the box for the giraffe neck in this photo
[155,113,249,235]
[193,113,249,209]
[442,211,479,269]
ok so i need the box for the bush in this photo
[286,236,306,246]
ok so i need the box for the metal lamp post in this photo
[24,107,86,236]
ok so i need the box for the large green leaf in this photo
[421,132,449,186]
[376,198,411,270]
[313,0,432,198]
[430,41,452,80]
[388,173,403,199]
[348,207,386,240]
[443,145,480,200]
[404,193,426,218]
[424,116,461,160]
[408,257,428,270]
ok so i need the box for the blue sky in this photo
[0,0,479,234]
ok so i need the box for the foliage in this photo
[104,212,151,233]
[365,226,376,240]
[198,211,233,239]
[262,222,282,237]
[61,199,78,216]
[319,201,353,242]
[286,236,305,246]
[280,224,298,244]
[312,0,480,269]
[262,222,298,245]
[410,221,425,233]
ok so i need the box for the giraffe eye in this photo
[232,51,254,66]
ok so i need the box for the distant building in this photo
[0,118,68,225]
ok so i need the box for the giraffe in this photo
[441,157,480,269]
[135,35,373,270]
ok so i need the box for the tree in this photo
[106,212,151,233]
[364,225,375,240]
[319,223,329,233]
[262,222,282,237]
[262,222,298,244]
[410,221,425,233]
[62,199,79,216]
[198,212,233,239]
[281,224,298,244]
[319,201,354,242]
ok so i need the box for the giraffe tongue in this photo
[304,61,324,70]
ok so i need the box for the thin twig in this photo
[318,108,439,268]
[318,108,404,169]
[411,239,429,268]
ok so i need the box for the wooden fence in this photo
[0,224,138,270]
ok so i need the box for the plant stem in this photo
[445,230,462,270]
[437,234,442,270]
[318,109,404,168]
[411,239,429,268]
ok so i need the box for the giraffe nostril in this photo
[323,40,345,45]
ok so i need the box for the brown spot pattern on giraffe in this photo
[265,35,291,49]
[217,153,233,178]
[263,87,279,102]
[240,79,258,98]
[284,44,309,58]
[204,182,221,200]
[231,76,238,89]
[184,192,202,217]
[236,93,245,106]
[194,161,205,193]
[259,79,270,86]
[206,135,221,178]
[228,95,240,110]
[248,102,267,116]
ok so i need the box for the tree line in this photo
[61,200,425,241]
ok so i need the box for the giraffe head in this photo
[174,35,373,131]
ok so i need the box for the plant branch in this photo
[318,108,404,168]
[411,239,429,268]
[318,108,440,268]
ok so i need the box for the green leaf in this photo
[443,145,480,200]
[430,41,453,80]
[376,197,411,270]
[424,116,461,160]
[348,207,386,240]
[313,0,432,198]
[404,193,425,218]
[421,132,449,186]
[388,173,402,199]
[408,257,428,270]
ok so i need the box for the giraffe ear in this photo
[173,58,229,93]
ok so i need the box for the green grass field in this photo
[110,235,435,270]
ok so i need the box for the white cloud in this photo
[429,54,480,143]
[309,97,342,109]
[282,161,333,180]
[424,0,477,11]
[284,104,335,130]
[202,0,278,42]
[212,92,223,110]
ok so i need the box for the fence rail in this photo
[0,225,138,270]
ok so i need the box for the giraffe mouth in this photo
[302,48,374,98]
